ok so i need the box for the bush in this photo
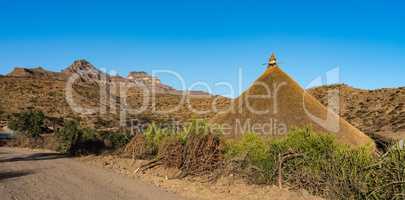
[225,132,268,162]
[8,110,45,138]
[55,120,82,153]
[225,128,379,199]
[225,133,272,182]
[367,145,405,199]
[56,120,104,155]
[267,129,374,199]
[144,123,174,155]
[102,132,132,149]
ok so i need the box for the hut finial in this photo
[268,53,277,68]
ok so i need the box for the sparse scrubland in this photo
[7,110,130,154]
[123,122,405,200]
[225,130,405,199]
[6,113,405,199]
[2,62,405,199]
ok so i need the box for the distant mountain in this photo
[62,59,104,82]
[0,60,230,130]
[8,67,60,79]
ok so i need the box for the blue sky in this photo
[0,0,404,96]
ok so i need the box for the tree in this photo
[56,120,82,154]
[8,110,45,138]
[56,120,103,154]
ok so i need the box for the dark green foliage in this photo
[56,120,104,155]
[8,110,45,138]
[55,120,81,154]
[102,132,132,149]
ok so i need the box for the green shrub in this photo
[225,132,270,166]
[367,145,405,199]
[225,133,273,183]
[270,130,375,199]
[102,132,132,149]
[8,110,45,138]
[143,123,174,155]
[55,120,82,153]
[225,128,378,199]
[56,120,104,155]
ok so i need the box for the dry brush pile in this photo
[122,120,225,178]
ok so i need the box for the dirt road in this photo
[0,147,183,200]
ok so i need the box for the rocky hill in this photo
[0,60,231,131]
[8,67,61,79]
[62,60,104,82]
[309,84,405,142]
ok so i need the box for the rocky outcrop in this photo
[128,71,161,85]
[127,71,175,92]
[62,59,105,82]
[7,67,59,78]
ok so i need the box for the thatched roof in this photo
[211,57,374,148]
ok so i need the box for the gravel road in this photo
[0,147,183,200]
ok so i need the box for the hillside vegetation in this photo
[124,121,405,200]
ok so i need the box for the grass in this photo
[225,128,405,200]
[142,119,219,156]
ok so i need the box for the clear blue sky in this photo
[1,0,404,96]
